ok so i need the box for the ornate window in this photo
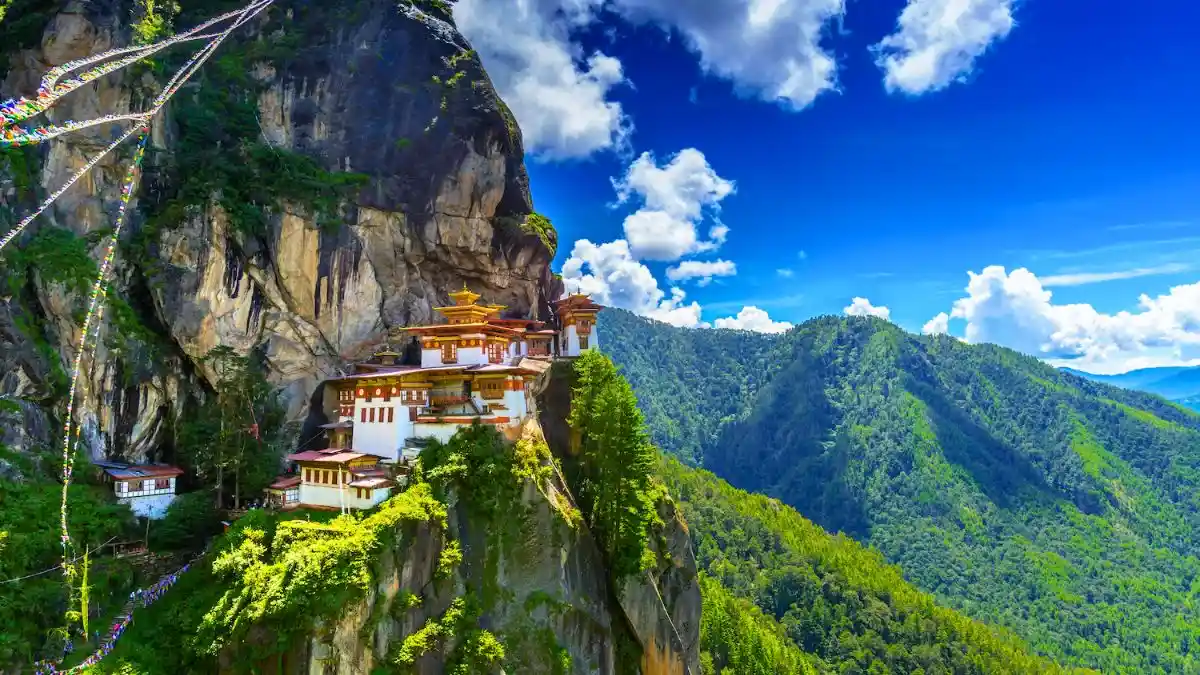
[441,342,458,364]
[579,336,589,350]
[487,342,505,363]
[482,380,505,400]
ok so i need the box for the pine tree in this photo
[568,351,658,579]
[177,346,288,508]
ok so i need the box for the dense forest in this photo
[601,308,1200,673]
[665,458,1087,675]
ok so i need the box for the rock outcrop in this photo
[0,0,560,460]
[265,422,700,675]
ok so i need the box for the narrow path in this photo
[31,552,202,674]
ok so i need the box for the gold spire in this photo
[448,285,481,307]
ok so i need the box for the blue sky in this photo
[454,0,1200,374]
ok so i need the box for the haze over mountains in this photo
[600,307,1200,674]
[1063,366,1200,409]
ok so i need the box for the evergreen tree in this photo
[177,346,289,508]
[568,351,658,579]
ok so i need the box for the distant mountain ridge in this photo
[1063,365,1200,403]
[599,308,1200,673]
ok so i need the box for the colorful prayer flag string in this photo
[0,0,275,253]
[53,0,274,578]
[0,0,274,130]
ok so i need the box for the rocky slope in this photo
[0,0,560,462]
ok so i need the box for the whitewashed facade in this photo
[99,464,184,520]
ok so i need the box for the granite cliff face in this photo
[0,0,560,462]
[255,419,700,675]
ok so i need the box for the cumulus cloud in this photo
[666,259,738,286]
[873,0,1015,95]
[777,268,795,278]
[713,306,794,334]
[560,239,708,328]
[844,297,892,320]
[946,266,1200,373]
[922,312,950,335]
[609,0,846,110]
[453,0,632,160]
[612,149,736,261]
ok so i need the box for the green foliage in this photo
[598,309,779,464]
[568,351,660,580]
[148,491,222,551]
[698,574,824,675]
[0,145,37,199]
[175,346,289,509]
[197,484,446,658]
[0,476,136,665]
[0,0,58,77]
[523,212,557,255]
[663,459,1085,674]
[131,0,179,45]
[610,310,1200,672]
[1,227,167,390]
[389,595,504,673]
[139,31,368,243]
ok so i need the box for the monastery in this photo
[269,288,604,512]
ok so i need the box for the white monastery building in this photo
[96,462,185,519]
[274,287,604,512]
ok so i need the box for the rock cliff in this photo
[241,424,700,675]
[0,0,561,462]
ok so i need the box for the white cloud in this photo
[946,266,1200,374]
[776,268,795,278]
[609,0,846,110]
[922,312,950,335]
[798,250,808,260]
[612,149,736,261]
[453,0,632,160]
[561,239,709,328]
[844,297,892,320]
[714,306,794,334]
[873,0,1015,95]
[1040,263,1191,288]
[666,259,738,286]
[645,287,709,328]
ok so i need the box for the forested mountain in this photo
[664,458,1087,675]
[1064,365,1200,403]
[601,308,1200,673]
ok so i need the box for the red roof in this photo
[269,475,302,490]
[103,465,184,480]
[286,449,383,464]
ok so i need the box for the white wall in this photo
[421,348,442,368]
[458,346,485,366]
[502,387,527,421]
[352,398,402,460]
[120,494,176,519]
[299,482,390,511]
[563,324,579,357]
[412,423,461,444]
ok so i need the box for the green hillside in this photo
[602,308,1200,673]
[665,458,1086,675]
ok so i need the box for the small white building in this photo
[98,463,184,519]
[553,294,602,357]
[284,449,394,512]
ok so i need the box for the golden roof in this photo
[448,285,481,307]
